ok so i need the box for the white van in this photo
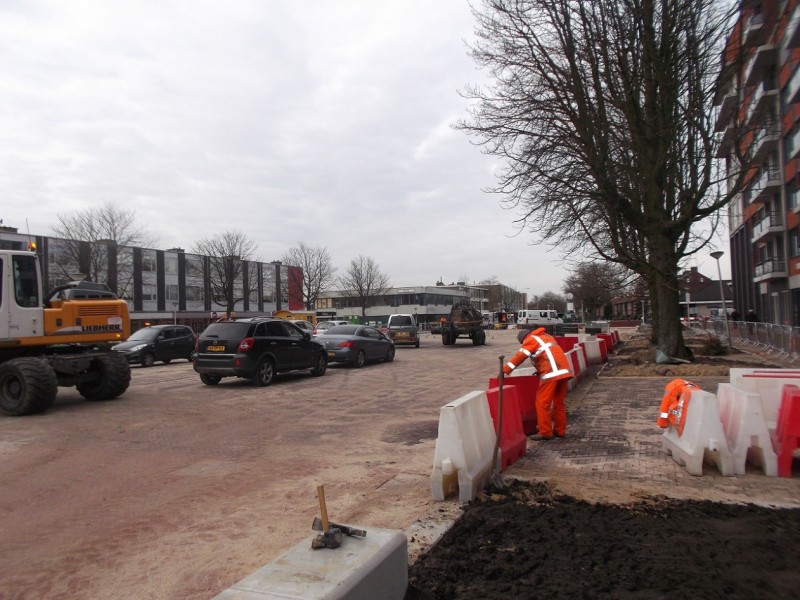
[517,309,563,326]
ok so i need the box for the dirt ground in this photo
[405,327,800,599]
[405,480,800,600]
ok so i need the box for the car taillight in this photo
[237,337,255,352]
[337,340,354,348]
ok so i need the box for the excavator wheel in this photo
[76,352,132,401]
[0,357,58,416]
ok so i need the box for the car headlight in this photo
[127,343,148,353]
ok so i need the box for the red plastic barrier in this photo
[490,375,538,435]
[776,384,800,477]
[554,336,579,353]
[612,330,620,344]
[597,333,614,352]
[485,385,527,470]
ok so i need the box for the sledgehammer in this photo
[312,517,367,538]
[311,485,342,549]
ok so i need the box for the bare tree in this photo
[49,201,156,294]
[338,256,391,318]
[191,230,258,317]
[564,262,627,320]
[460,0,743,359]
[280,243,337,311]
[528,291,566,313]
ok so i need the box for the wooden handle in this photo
[317,485,330,532]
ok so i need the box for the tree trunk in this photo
[648,242,691,360]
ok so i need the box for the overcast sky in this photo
[0,0,730,299]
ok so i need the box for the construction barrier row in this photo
[661,368,800,477]
[430,333,619,502]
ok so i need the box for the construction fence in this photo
[707,320,800,362]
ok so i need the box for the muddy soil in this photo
[406,480,800,600]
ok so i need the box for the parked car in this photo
[313,320,350,336]
[288,319,315,335]
[318,324,395,367]
[193,317,328,386]
[386,313,420,348]
[112,325,197,367]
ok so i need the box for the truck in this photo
[441,303,487,346]
[0,248,132,416]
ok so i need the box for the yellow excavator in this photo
[0,248,132,415]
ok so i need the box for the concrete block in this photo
[213,526,407,600]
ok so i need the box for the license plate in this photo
[395,332,409,338]
[327,351,336,358]
[207,345,226,352]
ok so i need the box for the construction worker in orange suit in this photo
[504,327,573,440]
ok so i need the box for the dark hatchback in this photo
[193,317,328,386]
[112,324,197,367]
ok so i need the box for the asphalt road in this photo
[0,328,520,599]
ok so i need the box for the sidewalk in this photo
[507,373,800,507]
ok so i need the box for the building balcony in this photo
[787,3,800,49]
[716,123,737,158]
[749,166,782,205]
[744,83,778,127]
[754,259,787,282]
[744,44,777,87]
[715,88,738,132]
[751,212,785,243]
[744,13,765,46]
[750,123,781,163]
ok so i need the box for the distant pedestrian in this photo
[745,309,758,322]
[730,309,740,321]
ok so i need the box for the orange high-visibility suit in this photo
[504,327,573,438]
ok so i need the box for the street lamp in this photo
[710,251,732,347]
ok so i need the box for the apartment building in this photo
[716,0,800,325]
[0,225,303,330]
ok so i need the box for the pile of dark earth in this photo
[405,480,800,600]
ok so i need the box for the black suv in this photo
[112,325,197,367]
[193,317,327,386]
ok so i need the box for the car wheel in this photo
[479,330,487,345]
[311,352,327,377]
[200,374,221,386]
[142,352,155,368]
[442,331,450,346]
[472,333,481,346]
[352,350,366,368]
[255,358,275,386]
[162,359,171,364]
[385,346,395,362]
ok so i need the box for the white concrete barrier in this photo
[728,369,800,430]
[716,383,778,476]
[213,526,407,599]
[580,339,604,365]
[662,389,735,476]
[430,391,497,503]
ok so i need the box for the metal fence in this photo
[706,319,800,362]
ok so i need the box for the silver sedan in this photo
[318,325,395,367]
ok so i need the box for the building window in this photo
[186,286,203,302]
[142,284,156,301]
[791,229,800,258]
[165,255,178,274]
[142,250,156,272]
[166,285,179,302]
